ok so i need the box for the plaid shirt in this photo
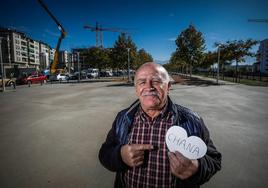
[124,104,175,188]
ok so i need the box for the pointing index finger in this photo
[135,144,154,151]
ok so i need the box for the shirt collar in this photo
[137,100,170,122]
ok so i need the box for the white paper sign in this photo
[165,126,207,159]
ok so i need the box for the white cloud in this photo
[167,37,176,41]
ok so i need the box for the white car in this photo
[87,69,99,78]
[56,73,68,81]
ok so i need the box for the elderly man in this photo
[99,62,221,188]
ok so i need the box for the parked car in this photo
[0,75,16,88]
[87,68,99,78]
[74,71,87,79]
[66,74,78,80]
[56,73,68,81]
[99,70,113,77]
[23,74,47,85]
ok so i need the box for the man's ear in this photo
[168,82,171,90]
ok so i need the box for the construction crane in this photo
[84,22,130,48]
[248,19,268,23]
[38,0,67,76]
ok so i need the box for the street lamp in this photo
[217,45,221,85]
[0,37,5,92]
[77,52,80,82]
[127,48,130,82]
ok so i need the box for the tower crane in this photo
[84,22,130,48]
[38,0,67,75]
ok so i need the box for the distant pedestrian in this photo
[99,62,221,188]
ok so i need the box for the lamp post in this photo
[217,45,221,85]
[127,48,130,82]
[0,37,5,92]
[77,52,80,82]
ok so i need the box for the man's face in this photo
[135,66,170,111]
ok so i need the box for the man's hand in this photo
[121,144,153,167]
[168,151,199,180]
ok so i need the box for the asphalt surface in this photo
[0,81,267,188]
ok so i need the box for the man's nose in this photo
[144,80,154,89]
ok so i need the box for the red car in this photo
[24,74,47,85]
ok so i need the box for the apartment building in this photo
[72,48,90,71]
[50,48,55,63]
[39,42,51,70]
[28,38,40,68]
[59,50,68,64]
[0,30,12,68]
[0,27,59,74]
[259,39,268,74]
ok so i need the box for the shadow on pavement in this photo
[171,75,220,87]
[181,77,218,86]
[106,82,134,87]
[106,77,221,87]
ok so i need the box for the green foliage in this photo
[167,25,205,73]
[83,47,111,70]
[201,51,217,68]
[74,33,153,71]
[174,25,205,69]
[111,33,138,70]
[215,39,258,82]
[215,39,258,64]
[168,24,206,76]
[136,48,153,68]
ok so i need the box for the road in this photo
[0,81,267,188]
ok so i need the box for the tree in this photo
[168,52,187,73]
[174,24,206,77]
[136,48,153,68]
[84,47,110,71]
[111,33,138,70]
[201,51,217,68]
[216,39,257,82]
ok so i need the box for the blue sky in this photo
[1,0,268,61]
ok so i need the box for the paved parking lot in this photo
[0,81,268,188]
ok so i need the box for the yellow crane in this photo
[38,0,67,75]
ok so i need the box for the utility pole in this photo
[77,52,80,82]
[0,37,5,92]
[68,54,71,74]
[217,45,221,85]
[127,48,130,82]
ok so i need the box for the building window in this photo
[21,41,27,46]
